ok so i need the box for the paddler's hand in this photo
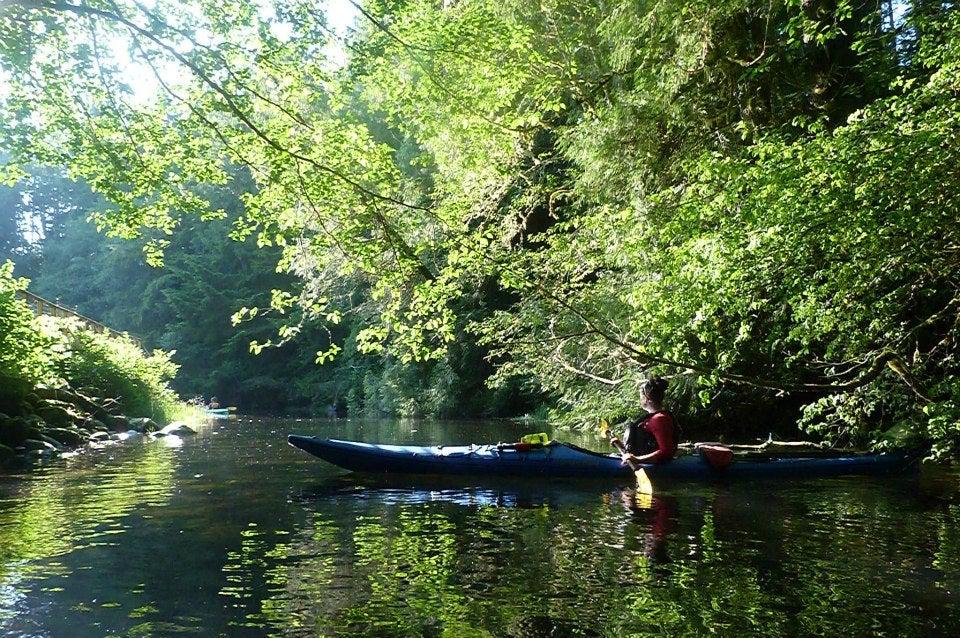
[620,452,639,465]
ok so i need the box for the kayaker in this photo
[609,377,678,465]
[208,396,221,410]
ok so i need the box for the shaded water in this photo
[0,418,958,637]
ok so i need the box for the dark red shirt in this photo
[645,412,677,463]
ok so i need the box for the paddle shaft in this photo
[609,436,638,468]
[606,431,654,493]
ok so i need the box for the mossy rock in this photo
[0,396,17,417]
[84,418,108,432]
[106,415,130,432]
[45,428,84,447]
[37,405,74,428]
[40,434,64,450]
[129,417,159,433]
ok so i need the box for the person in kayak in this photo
[610,377,678,465]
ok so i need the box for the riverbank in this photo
[1,261,201,467]
[0,384,204,466]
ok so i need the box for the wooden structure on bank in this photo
[16,290,144,349]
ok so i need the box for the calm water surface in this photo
[0,418,958,637]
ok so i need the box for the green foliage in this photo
[924,378,960,459]
[0,260,52,387]
[0,258,187,422]
[42,317,182,422]
[7,171,532,418]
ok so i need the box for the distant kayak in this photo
[287,436,919,481]
[205,407,237,419]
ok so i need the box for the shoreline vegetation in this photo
[1,261,201,467]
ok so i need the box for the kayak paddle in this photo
[600,418,654,494]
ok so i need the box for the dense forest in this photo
[1,0,959,454]
[0,169,536,417]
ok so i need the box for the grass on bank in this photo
[2,260,197,452]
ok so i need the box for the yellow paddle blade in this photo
[635,467,654,495]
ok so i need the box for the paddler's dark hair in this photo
[641,376,668,405]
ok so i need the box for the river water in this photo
[0,417,958,637]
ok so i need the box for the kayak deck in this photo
[287,436,918,481]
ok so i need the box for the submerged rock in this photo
[89,431,112,442]
[129,417,159,433]
[156,434,184,448]
[159,422,196,436]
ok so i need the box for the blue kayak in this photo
[287,436,918,482]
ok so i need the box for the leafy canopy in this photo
[2,0,960,451]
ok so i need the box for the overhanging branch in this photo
[14,0,431,213]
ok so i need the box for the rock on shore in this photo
[0,385,191,465]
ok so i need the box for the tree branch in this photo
[15,0,430,213]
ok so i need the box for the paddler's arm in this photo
[607,432,649,465]
[607,431,628,455]
[620,450,660,464]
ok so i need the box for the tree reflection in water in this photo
[1,421,958,638]
[225,475,960,638]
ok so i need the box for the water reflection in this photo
[0,419,957,637]
[295,474,632,509]
[0,443,178,634]
[0,445,176,579]
[618,491,677,569]
[255,473,960,637]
